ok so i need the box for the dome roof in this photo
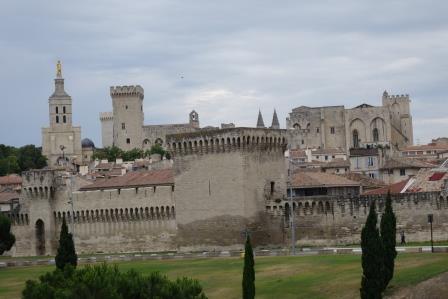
[81,138,95,148]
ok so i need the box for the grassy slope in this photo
[0,253,447,299]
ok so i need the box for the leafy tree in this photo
[55,217,77,270]
[23,263,208,299]
[0,156,20,176]
[0,214,15,254]
[92,146,124,161]
[17,145,47,170]
[360,201,384,299]
[242,234,255,299]
[122,148,144,161]
[149,144,166,157]
[0,144,46,175]
[380,191,397,291]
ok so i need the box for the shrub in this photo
[23,263,208,299]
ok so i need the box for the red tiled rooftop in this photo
[0,191,20,203]
[401,143,448,152]
[0,174,22,185]
[291,172,360,188]
[79,169,173,191]
[362,179,410,196]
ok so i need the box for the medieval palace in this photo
[4,62,448,257]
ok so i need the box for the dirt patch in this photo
[386,271,448,299]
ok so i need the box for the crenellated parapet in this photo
[166,127,288,156]
[99,111,114,121]
[382,90,410,104]
[110,85,144,99]
[22,169,68,198]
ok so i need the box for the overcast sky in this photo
[1,0,447,147]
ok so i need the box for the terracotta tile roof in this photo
[291,172,360,188]
[321,159,351,169]
[289,149,307,159]
[0,174,22,185]
[79,169,174,191]
[363,168,448,195]
[95,162,115,170]
[341,173,387,189]
[381,157,434,170]
[363,179,410,195]
[400,144,448,151]
[0,192,20,203]
[311,148,345,155]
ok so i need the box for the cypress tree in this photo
[360,201,384,299]
[55,217,77,270]
[380,191,397,291]
[242,234,255,299]
[0,214,15,254]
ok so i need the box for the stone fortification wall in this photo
[270,192,448,246]
[11,169,177,256]
[167,128,288,250]
[142,124,198,150]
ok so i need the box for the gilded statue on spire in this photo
[56,60,62,78]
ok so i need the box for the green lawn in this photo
[0,253,447,299]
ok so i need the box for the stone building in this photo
[42,62,82,167]
[286,91,413,151]
[100,85,200,149]
[7,127,289,256]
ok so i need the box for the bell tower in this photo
[189,110,199,128]
[42,61,82,167]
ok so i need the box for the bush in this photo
[55,217,77,270]
[0,214,15,254]
[22,263,208,299]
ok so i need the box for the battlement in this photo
[100,112,114,121]
[166,127,288,156]
[110,85,144,99]
[382,91,410,102]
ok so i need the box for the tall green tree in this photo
[242,234,255,299]
[360,201,384,299]
[0,214,15,254]
[55,217,77,270]
[380,191,397,291]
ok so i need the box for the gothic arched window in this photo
[373,128,379,142]
[63,106,66,113]
[55,107,59,114]
[63,115,66,123]
[56,115,59,123]
[353,130,359,148]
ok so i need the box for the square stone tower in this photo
[111,85,144,150]
[167,128,288,249]
[42,61,82,167]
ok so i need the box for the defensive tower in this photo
[111,85,144,150]
[167,127,288,248]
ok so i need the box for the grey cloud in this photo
[0,1,447,146]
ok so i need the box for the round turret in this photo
[81,138,95,149]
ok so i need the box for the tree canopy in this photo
[92,145,169,162]
[0,144,47,176]
[0,214,15,255]
[23,263,208,299]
